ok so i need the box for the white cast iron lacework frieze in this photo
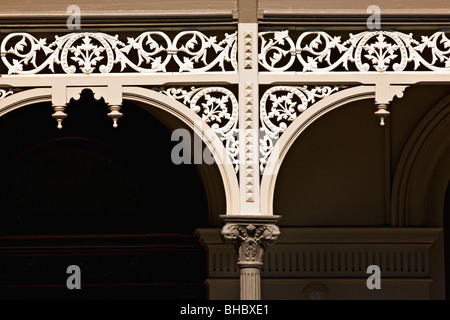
[259,30,450,72]
[157,86,239,173]
[260,85,342,172]
[1,31,237,74]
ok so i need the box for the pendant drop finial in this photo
[107,105,123,128]
[52,106,67,129]
[374,104,389,126]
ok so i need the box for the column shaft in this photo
[240,267,261,300]
[221,220,280,300]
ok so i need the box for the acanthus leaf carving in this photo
[221,223,280,265]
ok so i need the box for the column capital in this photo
[221,220,280,267]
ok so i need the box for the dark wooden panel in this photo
[0,233,207,300]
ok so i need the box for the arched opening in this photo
[273,98,385,226]
[0,89,222,299]
[259,85,376,216]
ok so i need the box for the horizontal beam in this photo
[259,72,450,85]
[197,227,442,244]
[0,72,238,87]
[2,72,450,88]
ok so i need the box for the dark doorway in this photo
[0,90,209,299]
[445,179,450,300]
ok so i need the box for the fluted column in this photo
[221,222,280,300]
[240,266,261,300]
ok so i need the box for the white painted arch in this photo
[0,86,240,216]
[260,85,376,216]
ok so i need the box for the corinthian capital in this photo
[221,223,280,266]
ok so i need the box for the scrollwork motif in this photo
[0,89,13,100]
[259,85,342,172]
[259,30,450,72]
[1,31,237,75]
[158,86,239,173]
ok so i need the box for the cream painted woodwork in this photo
[0,0,450,300]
